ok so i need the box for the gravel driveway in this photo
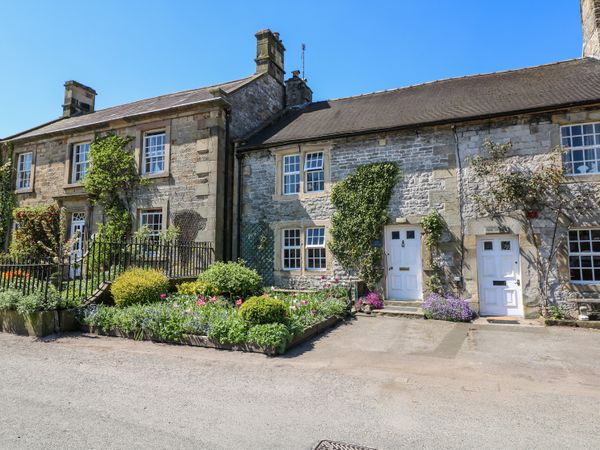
[1,317,599,449]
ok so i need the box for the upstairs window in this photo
[283,155,300,194]
[304,152,324,192]
[71,142,90,183]
[143,131,166,175]
[16,152,33,190]
[561,123,600,175]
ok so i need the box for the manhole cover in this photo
[314,440,378,450]
[487,319,520,325]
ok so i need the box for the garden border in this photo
[81,316,343,356]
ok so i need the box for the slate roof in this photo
[240,58,600,150]
[5,75,259,141]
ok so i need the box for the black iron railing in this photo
[0,237,214,304]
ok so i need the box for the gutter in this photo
[237,99,600,152]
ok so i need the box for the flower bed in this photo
[423,293,473,322]
[80,290,349,355]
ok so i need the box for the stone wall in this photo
[241,107,600,318]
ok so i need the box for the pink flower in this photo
[160,293,167,300]
[196,300,206,307]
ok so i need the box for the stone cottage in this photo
[237,0,600,318]
[2,29,299,260]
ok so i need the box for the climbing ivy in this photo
[420,209,446,293]
[83,134,140,241]
[0,142,14,250]
[329,162,399,288]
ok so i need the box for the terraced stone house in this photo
[237,0,600,318]
[2,29,291,260]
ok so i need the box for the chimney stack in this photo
[285,70,313,107]
[582,0,600,58]
[63,80,96,118]
[255,29,285,84]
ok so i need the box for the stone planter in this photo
[0,309,80,337]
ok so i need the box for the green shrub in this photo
[247,323,290,353]
[176,280,218,297]
[198,261,262,299]
[207,314,248,345]
[0,289,22,310]
[111,268,169,307]
[238,295,287,325]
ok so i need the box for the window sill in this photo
[275,269,331,277]
[272,191,329,202]
[64,183,84,189]
[142,172,170,181]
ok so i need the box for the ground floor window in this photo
[140,209,163,241]
[281,226,327,271]
[568,228,600,283]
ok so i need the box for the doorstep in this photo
[472,316,544,327]
[371,304,424,319]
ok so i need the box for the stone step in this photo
[372,305,424,319]
[384,300,423,308]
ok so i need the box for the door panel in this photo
[477,236,523,317]
[386,227,423,300]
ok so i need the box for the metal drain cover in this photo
[314,440,378,450]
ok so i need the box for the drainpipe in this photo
[451,125,466,286]
[222,108,232,261]
[236,147,244,260]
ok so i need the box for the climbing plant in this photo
[420,209,446,294]
[469,139,600,315]
[329,162,400,288]
[0,142,14,250]
[83,134,139,241]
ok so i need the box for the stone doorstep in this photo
[372,305,424,319]
[471,316,544,327]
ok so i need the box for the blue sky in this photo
[0,0,582,138]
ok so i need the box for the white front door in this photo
[477,236,523,317]
[385,226,423,300]
[69,212,86,278]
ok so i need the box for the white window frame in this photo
[16,152,33,191]
[304,152,325,193]
[561,122,600,176]
[305,227,327,270]
[568,228,600,284]
[282,228,301,270]
[283,154,300,195]
[140,209,164,240]
[71,142,90,184]
[142,131,166,175]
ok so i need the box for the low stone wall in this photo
[82,315,342,356]
[0,309,79,337]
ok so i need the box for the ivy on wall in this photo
[0,142,14,250]
[329,162,400,288]
[420,209,446,293]
[83,134,140,240]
